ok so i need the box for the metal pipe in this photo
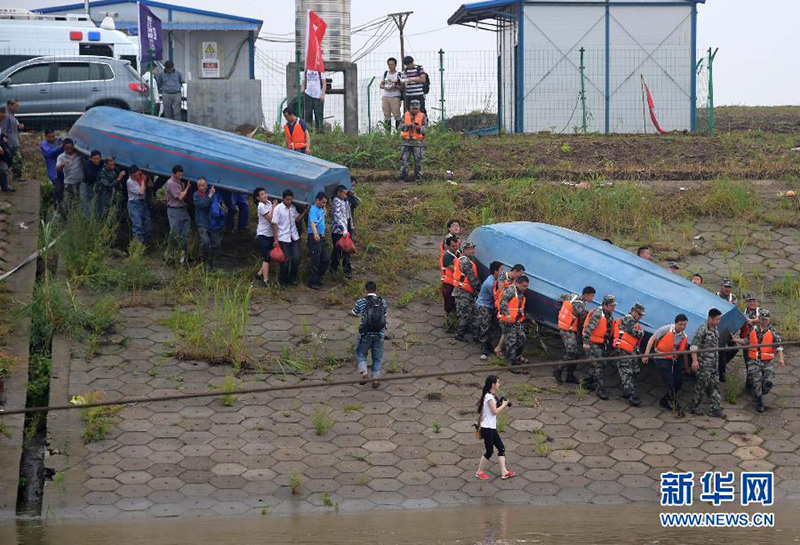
[579,47,587,133]
[366,76,376,133]
[439,48,446,130]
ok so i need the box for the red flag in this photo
[643,81,668,135]
[306,10,327,72]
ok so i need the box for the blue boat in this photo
[468,222,746,338]
[69,107,351,203]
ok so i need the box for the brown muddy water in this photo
[2,503,799,545]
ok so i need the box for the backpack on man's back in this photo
[362,295,386,333]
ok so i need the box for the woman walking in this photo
[475,375,515,480]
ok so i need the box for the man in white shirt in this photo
[380,57,403,132]
[271,188,307,286]
[302,69,325,133]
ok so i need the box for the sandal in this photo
[475,471,490,480]
[372,380,381,389]
[501,471,516,480]
[358,371,368,385]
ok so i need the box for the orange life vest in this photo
[441,249,458,286]
[401,111,425,141]
[499,287,526,324]
[453,256,478,294]
[584,309,617,345]
[748,329,775,361]
[284,121,307,150]
[558,296,579,332]
[493,278,511,310]
[614,320,643,354]
[655,328,688,360]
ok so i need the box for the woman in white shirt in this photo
[476,375,515,480]
[253,187,276,286]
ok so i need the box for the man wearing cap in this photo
[582,294,618,400]
[744,309,785,413]
[453,242,480,342]
[402,56,427,113]
[689,308,726,419]
[736,293,760,390]
[715,278,738,383]
[400,100,427,183]
[499,275,530,372]
[614,303,646,406]
[666,261,680,274]
[156,60,184,121]
[554,286,595,385]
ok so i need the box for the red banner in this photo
[644,81,668,135]
[306,10,327,72]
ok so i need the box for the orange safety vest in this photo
[614,320,642,354]
[453,256,478,294]
[493,279,511,310]
[401,111,425,141]
[558,296,579,332]
[284,121,307,150]
[655,328,688,360]
[748,329,775,361]
[441,249,458,286]
[584,309,617,345]
[499,287,526,324]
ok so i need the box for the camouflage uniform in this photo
[740,303,760,389]
[557,294,587,379]
[615,312,645,398]
[689,322,722,414]
[746,322,782,405]
[582,304,615,392]
[453,255,479,339]
[475,303,496,346]
[499,285,526,367]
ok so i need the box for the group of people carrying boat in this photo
[439,220,787,418]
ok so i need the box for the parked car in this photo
[0,56,158,129]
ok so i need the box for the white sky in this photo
[15,0,796,106]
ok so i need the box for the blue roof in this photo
[119,21,261,33]
[35,0,262,26]
[448,0,706,27]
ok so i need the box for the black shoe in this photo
[553,368,563,383]
[565,373,580,385]
[629,394,642,407]
[659,397,671,410]
[757,403,765,413]
[1,187,15,193]
[709,409,727,419]
[763,380,773,395]
[596,388,609,400]
[455,335,468,343]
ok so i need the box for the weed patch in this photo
[80,391,123,443]
[313,404,334,436]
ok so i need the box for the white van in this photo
[0,8,139,72]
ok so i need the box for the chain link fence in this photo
[0,46,714,135]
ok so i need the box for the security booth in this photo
[448,0,705,134]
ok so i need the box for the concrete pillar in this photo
[286,61,359,134]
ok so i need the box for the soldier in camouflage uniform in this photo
[554,286,595,385]
[615,303,646,406]
[453,242,480,342]
[582,294,617,400]
[689,308,726,419]
[716,278,738,383]
[499,275,530,373]
[744,309,785,413]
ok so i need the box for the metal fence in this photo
[0,46,715,135]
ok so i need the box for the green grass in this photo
[724,362,745,404]
[432,419,441,433]
[289,472,303,495]
[533,430,549,456]
[344,404,364,413]
[313,404,334,436]
[80,391,123,443]
[219,373,239,407]
[506,384,542,408]
[496,413,510,433]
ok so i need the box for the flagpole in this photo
[149,50,155,116]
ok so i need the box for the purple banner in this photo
[138,2,162,64]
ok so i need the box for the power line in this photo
[0,342,793,416]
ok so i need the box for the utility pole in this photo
[388,11,412,62]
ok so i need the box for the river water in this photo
[3,503,798,545]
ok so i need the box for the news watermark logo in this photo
[659,471,775,528]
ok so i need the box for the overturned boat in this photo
[69,107,351,203]
[469,222,746,337]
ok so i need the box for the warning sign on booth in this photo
[201,41,220,77]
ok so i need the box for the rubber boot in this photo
[553,368,563,383]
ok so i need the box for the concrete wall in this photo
[188,79,263,131]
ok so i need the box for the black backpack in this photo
[362,295,386,333]
[422,72,430,95]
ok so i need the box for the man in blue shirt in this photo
[477,261,504,359]
[39,128,63,203]
[307,191,330,289]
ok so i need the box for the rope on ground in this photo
[0,235,59,283]
[0,341,794,417]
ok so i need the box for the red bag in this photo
[270,244,285,263]
[336,233,357,255]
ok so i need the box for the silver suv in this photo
[0,56,156,128]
